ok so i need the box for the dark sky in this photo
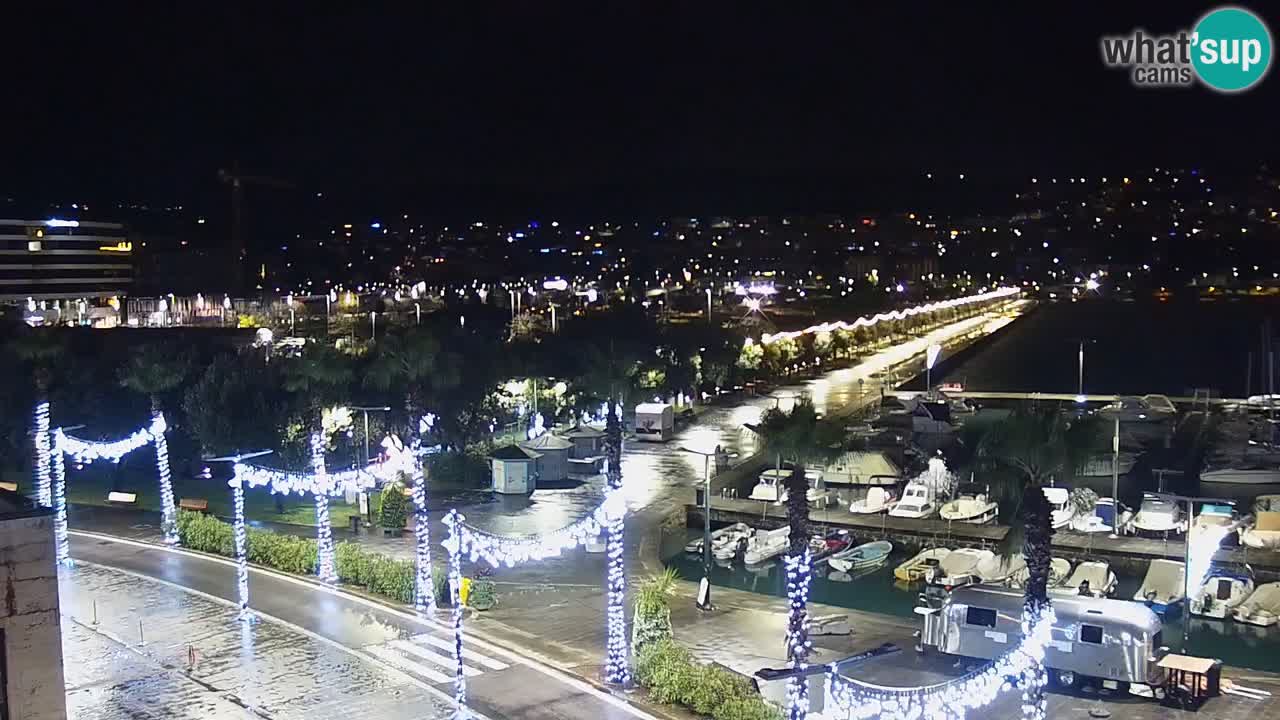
[6,3,1279,217]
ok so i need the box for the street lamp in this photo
[351,405,392,524]
[1074,339,1095,402]
[925,343,942,394]
[681,445,737,611]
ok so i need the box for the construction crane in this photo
[217,162,294,288]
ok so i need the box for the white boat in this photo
[848,487,897,514]
[1133,559,1186,615]
[1069,497,1132,534]
[1058,560,1117,598]
[1241,502,1280,549]
[1097,395,1177,424]
[1190,572,1255,619]
[1078,452,1138,477]
[894,547,950,582]
[1010,557,1072,589]
[744,526,791,565]
[827,540,893,573]
[814,451,901,487]
[1131,493,1185,535]
[1042,487,1074,529]
[1190,503,1241,542]
[749,471,788,503]
[888,481,938,519]
[1200,464,1280,485]
[939,483,998,524]
[911,400,959,435]
[926,547,993,587]
[1233,582,1280,627]
[975,553,1026,584]
[684,522,752,554]
[918,390,976,417]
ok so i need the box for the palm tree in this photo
[118,343,193,542]
[8,328,67,505]
[364,326,449,440]
[972,406,1103,612]
[754,396,843,719]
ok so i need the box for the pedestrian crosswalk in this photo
[362,632,510,686]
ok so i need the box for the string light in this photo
[603,487,630,686]
[444,510,469,717]
[51,446,69,566]
[760,286,1020,345]
[311,432,336,583]
[33,401,51,507]
[412,478,434,613]
[58,414,166,462]
[824,608,1056,720]
[784,549,813,718]
[153,415,177,544]
[230,479,250,617]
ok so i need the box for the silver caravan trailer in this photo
[918,585,1166,691]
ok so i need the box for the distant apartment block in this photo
[0,218,132,302]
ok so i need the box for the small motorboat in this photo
[1242,502,1280,549]
[888,481,938,519]
[1042,486,1074,529]
[1200,464,1280,485]
[939,483,998,525]
[1078,452,1139,477]
[1010,557,1072,589]
[827,540,893,573]
[849,487,897,514]
[815,451,901,486]
[1097,395,1177,424]
[926,547,993,587]
[809,531,851,562]
[1134,559,1186,615]
[1058,560,1117,598]
[1190,503,1241,543]
[744,526,791,565]
[1069,497,1132,534]
[1131,493,1186,536]
[1233,582,1280,627]
[1190,572,1255,619]
[684,522,752,554]
[749,471,788,503]
[975,553,1025,584]
[894,547,951,583]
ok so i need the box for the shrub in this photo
[632,569,677,653]
[636,638,779,720]
[365,555,416,604]
[433,566,450,606]
[335,541,371,585]
[247,528,317,575]
[468,579,496,610]
[426,451,490,489]
[713,697,783,720]
[378,481,410,530]
[635,638,692,689]
[177,510,234,555]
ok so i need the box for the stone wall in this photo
[0,512,66,720]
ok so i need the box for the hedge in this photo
[176,511,442,607]
[635,639,781,720]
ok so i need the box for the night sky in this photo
[6,3,1279,217]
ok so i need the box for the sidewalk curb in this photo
[69,528,684,720]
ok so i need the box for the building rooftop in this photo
[490,445,541,461]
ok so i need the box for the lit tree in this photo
[119,342,194,540]
[8,328,67,506]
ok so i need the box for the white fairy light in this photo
[603,486,630,686]
[444,510,469,717]
[58,414,166,463]
[784,549,814,718]
[33,402,52,507]
[311,432,336,583]
[759,286,1019,346]
[230,479,250,617]
[153,417,177,544]
[51,446,69,566]
[412,478,434,613]
[825,607,1056,720]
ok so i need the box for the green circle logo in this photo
[1192,7,1272,92]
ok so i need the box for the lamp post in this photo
[925,343,942,394]
[1108,417,1121,539]
[706,287,713,324]
[681,445,737,610]
[351,406,392,524]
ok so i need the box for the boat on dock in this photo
[1042,487,1074,529]
[827,540,893,573]
[1078,452,1138,477]
[939,483,998,525]
[1241,499,1280,549]
[1190,572,1255,620]
[1069,497,1132,534]
[1010,557,1072,590]
[1190,503,1242,543]
[1058,560,1117,598]
[848,486,897,514]
[888,480,938,519]
[684,522,752,555]
[975,553,1026,584]
[1131,493,1186,536]
[815,451,902,487]
[1233,582,1280,627]
[744,526,790,566]
[894,547,950,582]
[1134,559,1186,615]
[809,531,851,563]
[1200,463,1280,486]
[926,547,994,588]
[749,472,787,503]
[1097,395,1177,425]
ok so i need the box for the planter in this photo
[381,527,403,538]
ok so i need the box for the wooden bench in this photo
[107,491,137,505]
[0,481,18,493]
[179,498,209,512]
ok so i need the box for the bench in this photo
[810,614,850,636]
[107,491,137,505]
[0,481,17,493]
[179,498,209,512]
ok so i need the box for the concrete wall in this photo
[0,513,66,720]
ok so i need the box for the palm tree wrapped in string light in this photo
[119,342,194,543]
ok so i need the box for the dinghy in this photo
[827,540,893,573]
[1190,572,1255,619]
[894,547,951,582]
[849,486,897,514]
[926,547,993,587]
[684,522,752,554]
[809,531,851,563]
[1233,582,1280,627]
[1058,560,1117,598]
[975,553,1025,584]
[1010,557,1072,589]
[1132,493,1186,536]
[743,526,790,566]
[1134,559,1186,614]
[939,483,998,525]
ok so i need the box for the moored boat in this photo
[684,522,752,554]
[849,486,897,514]
[1058,560,1117,598]
[888,480,938,519]
[827,540,893,573]
[939,483,998,525]
[1011,557,1072,589]
[893,547,951,582]
[1131,493,1185,536]
[744,526,790,566]
[1134,559,1186,615]
[1233,582,1280,627]
[926,547,993,587]
[1190,572,1255,619]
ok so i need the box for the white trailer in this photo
[634,403,675,442]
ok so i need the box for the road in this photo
[66,534,651,720]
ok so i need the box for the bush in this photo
[468,579,496,610]
[379,482,410,530]
[426,451,491,489]
[433,566,450,606]
[632,569,677,653]
[713,697,783,720]
[247,528,317,575]
[636,638,779,720]
[635,638,692,689]
[335,541,371,585]
[177,510,234,555]
[366,555,416,604]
